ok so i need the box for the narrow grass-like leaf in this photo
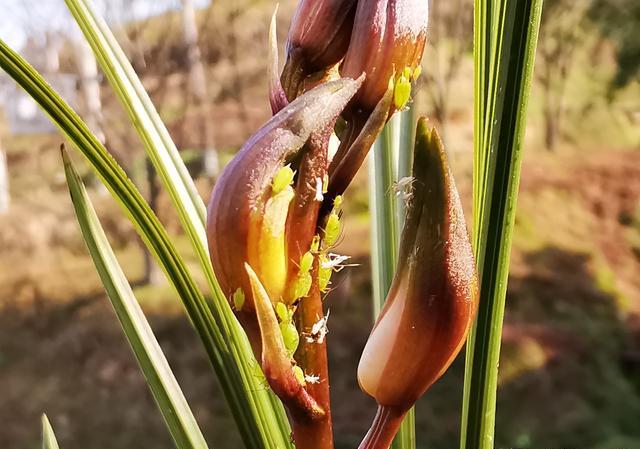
[63,0,206,244]
[42,415,60,449]
[63,150,209,449]
[66,0,205,228]
[461,1,544,448]
[368,116,399,318]
[0,40,290,449]
[368,107,416,449]
[60,3,292,444]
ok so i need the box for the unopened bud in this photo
[357,119,478,449]
[282,0,358,99]
[341,0,429,117]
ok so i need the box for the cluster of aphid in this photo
[206,1,480,448]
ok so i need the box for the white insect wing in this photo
[392,176,416,205]
[314,177,324,201]
[321,253,353,272]
[306,311,330,344]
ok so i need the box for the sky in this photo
[0,0,211,49]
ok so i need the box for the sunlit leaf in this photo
[63,150,209,449]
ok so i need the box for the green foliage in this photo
[0,3,291,447]
[62,150,209,449]
[589,0,640,88]
[461,1,544,448]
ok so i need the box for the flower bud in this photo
[357,119,478,449]
[207,77,362,317]
[281,0,358,99]
[341,0,429,116]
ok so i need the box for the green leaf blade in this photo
[461,1,544,448]
[0,37,290,449]
[63,151,209,449]
[42,415,60,449]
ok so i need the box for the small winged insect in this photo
[392,176,416,205]
[305,310,330,344]
[305,373,321,384]
[321,253,354,272]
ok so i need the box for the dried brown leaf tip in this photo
[357,119,479,449]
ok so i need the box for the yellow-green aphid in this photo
[394,70,412,110]
[323,196,343,247]
[291,273,312,300]
[299,251,314,273]
[322,174,329,194]
[232,287,245,311]
[272,164,295,194]
[412,65,422,81]
[290,251,314,301]
[318,253,332,293]
[250,360,267,385]
[293,365,306,386]
[275,302,289,321]
[310,235,321,253]
[276,302,299,357]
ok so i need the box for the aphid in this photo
[394,71,412,110]
[232,288,245,311]
[291,272,313,300]
[392,176,416,205]
[323,213,341,247]
[272,164,295,194]
[276,302,300,357]
[304,373,321,384]
[318,254,332,292]
[299,251,314,273]
[306,311,330,344]
[293,365,306,386]
[321,253,352,272]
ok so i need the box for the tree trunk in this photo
[544,109,558,151]
[76,38,106,145]
[181,0,219,180]
[0,146,9,214]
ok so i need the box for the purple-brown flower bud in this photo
[207,77,361,316]
[281,0,358,100]
[357,119,479,449]
[341,0,429,117]
[207,77,363,422]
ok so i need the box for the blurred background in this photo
[0,0,639,448]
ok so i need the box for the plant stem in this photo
[358,406,407,449]
[293,271,333,449]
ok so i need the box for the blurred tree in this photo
[536,0,592,151]
[421,0,473,143]
[0,137,8,214]
[75,38,106,145]
[589,0,640,89]
[181,0,218,179]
